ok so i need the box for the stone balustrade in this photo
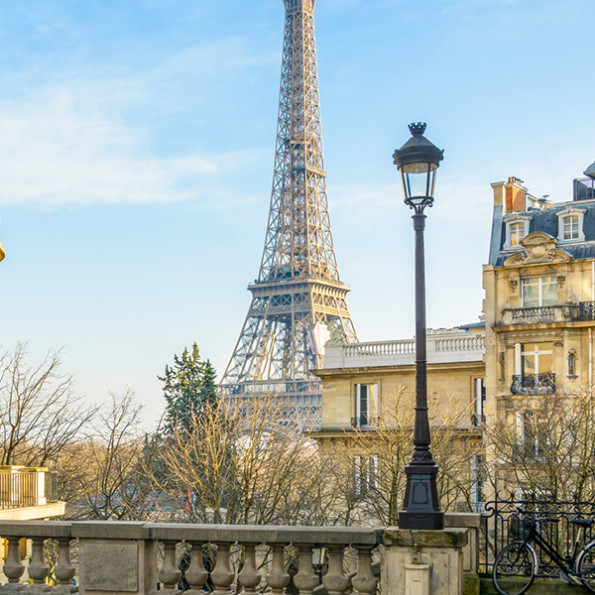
[501,304,578,325]
[324,331,485,369]
[0,519,476,595]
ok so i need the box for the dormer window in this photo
[504,215,531,250]
[510,222,525,247]
[563,215,579,240]
[557,206,585,243]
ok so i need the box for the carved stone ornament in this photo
[508,274,519,292]
[503,232,573,267]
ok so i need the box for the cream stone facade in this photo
[311,328,486,518]
[313,329,486,448]
[483,170,595,493]
[313,164,595,508]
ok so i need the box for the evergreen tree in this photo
[159,343,218,434]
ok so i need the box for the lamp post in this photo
[393,122,444,530]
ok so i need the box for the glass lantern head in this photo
[393,123,444,209]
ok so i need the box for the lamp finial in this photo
[408,122,427,136]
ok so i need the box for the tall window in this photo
[521,276,557,307]
[568,351,577,377]
[512,342,555,394]
[473,378,485,426]
[354,455,378,498]
[516,411,545,458]
[562,215,580,240]
[519,343,553,377]
[354,383,378,427]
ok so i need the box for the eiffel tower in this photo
[220,0,357,423]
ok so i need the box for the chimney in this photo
[503,177,527,213]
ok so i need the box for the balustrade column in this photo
[184,542,209,595]
[54,538,76,594]
[158,541,181,593]
[238,543,262,595]
[322,547,350,595]
[351,547,376,595]
[210,544,235,595]
[265,545,289,595]
[29,538,50,592]
[293,545,319,595]
[2,536,25,592]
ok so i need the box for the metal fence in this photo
[479,493,595,577]
[0,470,43,509]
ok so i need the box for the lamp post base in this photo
[399,463,444,530]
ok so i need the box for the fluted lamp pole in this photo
[393,122,444,530]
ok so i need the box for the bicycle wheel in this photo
[492,541,537,595]
[576,540,595,592]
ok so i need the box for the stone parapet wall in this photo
[0,520,478,595]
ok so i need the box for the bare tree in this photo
[150,393,341,525]
[328,389,481,526]
[484,388,595,501]
[60,388,153,520]
[0,342,95,466]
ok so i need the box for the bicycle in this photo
[492,510,595,595]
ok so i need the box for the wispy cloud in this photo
[0,87,268,208]
[0,33,275,209]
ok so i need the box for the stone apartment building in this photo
[312,326,486,510]
[483,165,595,493]
[313,161,595,505]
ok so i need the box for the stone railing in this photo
[324,333,485,369]
[0,519,477,595]
[501,304,578,325]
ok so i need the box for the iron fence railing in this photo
[578,301,595,321]
[0,470,54,510]
[511,373,556,395]
[479,494,595,577]
[574,177,595,201]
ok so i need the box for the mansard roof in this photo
[494,200,595,266]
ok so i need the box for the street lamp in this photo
[393,122,444,530]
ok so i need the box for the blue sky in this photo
[1,0,594,427]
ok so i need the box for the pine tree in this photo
[159,343,218,434]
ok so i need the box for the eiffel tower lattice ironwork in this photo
[220,0,357,422]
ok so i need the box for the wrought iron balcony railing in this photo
[350,416,378,429]
[578,301,595,321]
[511,373,556,395]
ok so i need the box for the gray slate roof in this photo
[494,200,595,266]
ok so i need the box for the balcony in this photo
[501,304,578,325]
[511,373,556,395]
[577,301,595,321]
[0,466,64,520]
[323,330,485,370]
